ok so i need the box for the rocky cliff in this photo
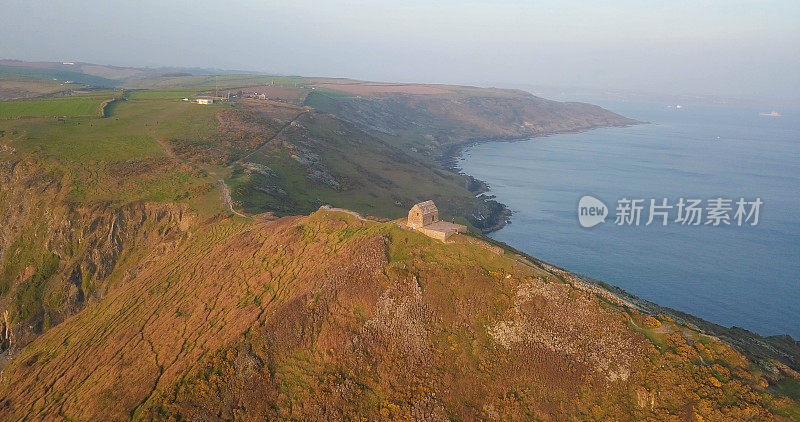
[0,158,193,365]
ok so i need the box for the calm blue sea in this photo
[459,100,800,338]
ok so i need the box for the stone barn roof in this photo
[411,200,438,215]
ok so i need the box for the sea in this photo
[458,98,800,338]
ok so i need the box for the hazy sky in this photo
[2,0,799,104]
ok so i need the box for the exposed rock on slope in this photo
[0,158,193,363]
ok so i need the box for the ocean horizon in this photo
[459,99,800,338]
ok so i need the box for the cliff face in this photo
[0,158,193,363]
[0,207,795,420]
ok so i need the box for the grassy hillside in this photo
[1,71,796,420]
[0,85,479,220]
[0,95,217,205]
[0,92,120,119]
[0,210,796,420]
[0,83,506,358]
[220,99,478,220]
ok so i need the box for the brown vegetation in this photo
[0,204,793,420]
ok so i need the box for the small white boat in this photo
[759,111,781,117]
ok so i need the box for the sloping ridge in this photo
[0,209,792,420]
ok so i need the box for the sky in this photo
[1,0,799,105]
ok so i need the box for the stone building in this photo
[407,200,438,229]
[407,200,466,241]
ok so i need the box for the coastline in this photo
[447,120,799,371]
[441,121,642,234]
[474,231,800,372]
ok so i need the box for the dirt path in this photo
[153,108,303,220]
[217,110,308,219]
[218,179,250,219]
[154,130,251,219]
[319,205,365,221]
[236,111,308,163]
[156,138,178,160]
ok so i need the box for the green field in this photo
[0,93,223,210]
[125,74,309,90]
[0,83,492,227]
[0,94,118,119]
[125,89,197,100]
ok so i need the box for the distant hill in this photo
[0,63,119,87]
[302,82,638,166]
[0,59,255,89]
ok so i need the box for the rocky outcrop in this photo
[0,158,194,362]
